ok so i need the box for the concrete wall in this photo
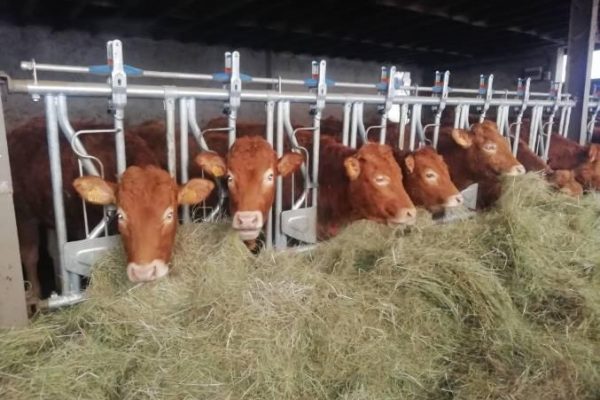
[421,47,562,95]
[0,22,419,131]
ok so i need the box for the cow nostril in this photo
[456,195,463,204]
[406,209,414,218]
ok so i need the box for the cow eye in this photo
[483,142,497,152]
[227,175,234,184]
[163,208,175,223]
[116,208,127,223]
[374,175,390,186]
[264,169,275,184]
[425,170,438,180]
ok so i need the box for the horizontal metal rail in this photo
[3,77,577,108]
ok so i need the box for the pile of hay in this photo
[1,174,599,399]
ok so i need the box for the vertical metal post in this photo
[342,102,351,146]
[512,78,530,155]
[0,93,28,327]
[164,91,176,179]
[453,105,462,129]
[45,95,74,295]
[409,104,418,151]
[565,0,599,144]
[265,100,275,248]
[432,71,449,148]
[312,60,327,207]
[350,102,358,149]
[274,101,286,250]
[228,51,241,147]
[179,97,190,223]
[107,40,127,176]
[479,74,494,123]
[398,103,408,150]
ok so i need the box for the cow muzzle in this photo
[505,164,526,176]
[232,211,263,241]
[388,207,417,226]
[127,259,169,283]
[444,193,464,208]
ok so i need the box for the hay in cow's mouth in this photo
[1,173,600,399]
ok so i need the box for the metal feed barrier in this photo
[0,39,585,309]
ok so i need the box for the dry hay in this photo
[1,173,600,400]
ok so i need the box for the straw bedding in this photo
[1,173,599,399]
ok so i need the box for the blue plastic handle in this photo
[304,78,336,88]
[212,72,253,83]
[89,64,144,77]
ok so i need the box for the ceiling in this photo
[0,0,593,67]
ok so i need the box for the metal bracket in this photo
[460,182,478,211]
[63,235,121,277]
[281,206,317,244]
[107,40,127,115]
[479,74,494,122]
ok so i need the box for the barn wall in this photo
[1,22,419,131]
[421,47,562,95]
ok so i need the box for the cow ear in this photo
[194,152,227,177]
[587,145,600,163]
[178,178,215,205]
[277,152,304,177]
[451,129,473,148]
[73,176,117,205]
[404,155,415,173]
[344,157,361,180]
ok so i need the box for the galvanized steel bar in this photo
[164,92,177,179]
[46,95,76,295]
[265,100,275,249]
[179,97,190,223]
[342,102,351,146]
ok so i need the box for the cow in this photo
[194,135,304,248]
[544,134,600,191]
[515,139,583,197]
[434,120,525,190]
[8,117,213,305]
[393,146,463,213]
[73,165,214,282]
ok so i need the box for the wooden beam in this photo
[0,94,28,328]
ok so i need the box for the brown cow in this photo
[194,135,304,247]
[544,134,600,191]
[394,146,463,213]
[435,120,525,192]
[73,165,214,282]
[315,137,416,238]
[8,118,161,300]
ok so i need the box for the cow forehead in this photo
[118,166,177,212]
[474,123,504,142]
[228,136,277,173]
[413,147,446,170]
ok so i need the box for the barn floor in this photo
[1,173,599,399]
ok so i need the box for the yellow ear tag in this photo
[211,165,225,177]
[179,187,198,204]
[88,187,107,204]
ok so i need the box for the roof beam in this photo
[376,0,566,45]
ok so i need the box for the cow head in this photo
[451,120,525,179]
[344,143,416,226]
[195,136,303,243]
[398,146,463,213]
[575,144,600,190]
[547,169,583,197]
[73,166,214,282]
